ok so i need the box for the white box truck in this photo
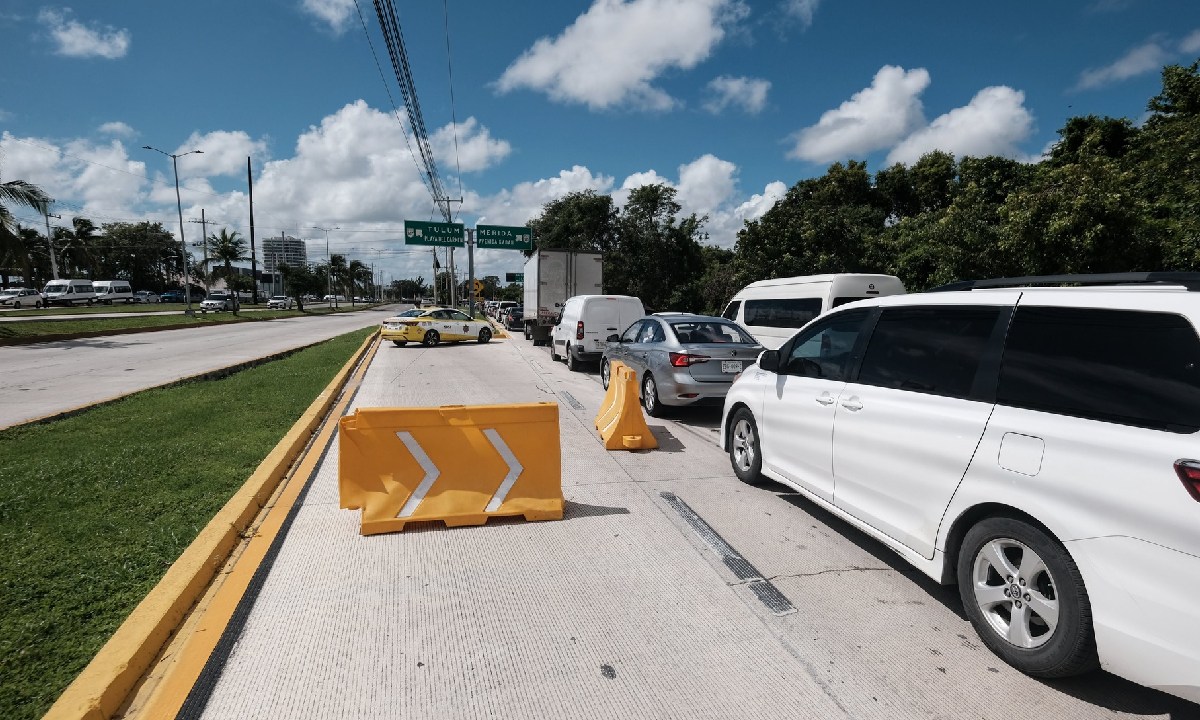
[522,249,603,346]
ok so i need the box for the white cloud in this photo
[496,0,748,111]
[38,8,130,59]
[163,130,270,179]
[1075,39,1171,90]
[300,0,356,34]
[705,180,787,248]
[430,118,512,173]
[704,76,770,114]
[886,86,1035,166]
[677,154,737,211]
[787,65,930,164]
[1180,28,1200,54]
[98,121,134,137]
[780,0,820,28]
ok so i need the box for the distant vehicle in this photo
[722,273,906,350]
[323,294,347,303]
[503,306,524,331]
[523,249,604,346]
[380,307,492,347]
[603,313,762,416]
[43,279,96,306]
[267,295,294,310]
[92,280,135,305]
[0,287,45,309]
[551,294,645,371]
[200,291,238,312]
[159,290,184,303]
[133,290,160,304]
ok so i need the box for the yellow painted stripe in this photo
[42,332,379,720]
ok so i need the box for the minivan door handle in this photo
[815,394,835,406]
[840,396,863,411]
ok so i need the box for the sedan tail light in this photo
[1175,459,1200,501]
[576,321,585,340]
[669,352,710,367]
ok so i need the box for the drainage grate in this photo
[559,391,587,413]
[661,491,796,615]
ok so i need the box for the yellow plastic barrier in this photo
[338,402,563,535]
[595,364,658,451]
[595,359,627,429]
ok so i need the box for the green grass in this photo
[0,327,375,719]
[0,307,370,341]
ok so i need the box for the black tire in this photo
[550,343,560,361]
[600,359,611,389]
[12,300,21,309]
[958,517,1098,678]
[566,347,579,371]
[423,330,440,347]
[727,407,764,485]
[392,340,407,347]
[642,373,664,417]
[478,327,492,343]
[87,299,94,306]
[524,324,531,340]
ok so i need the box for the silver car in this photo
[601,313,763,416]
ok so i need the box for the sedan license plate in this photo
[721,360,743,373]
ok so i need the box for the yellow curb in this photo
[42,331,379,720]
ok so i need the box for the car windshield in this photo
[669,320,758,344]
[44,283,67,293]
[271,296,287,301]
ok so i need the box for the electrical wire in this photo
[442,0,464,221]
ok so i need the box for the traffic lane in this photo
[0,309,392,429]
[660,477,1197,719]
[193,333,853,720]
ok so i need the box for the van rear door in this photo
[582,299,624,354]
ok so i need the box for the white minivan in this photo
[42,279,97,306]
[722,273,906,350]
[551,294,645,372]
[92,280,134,305]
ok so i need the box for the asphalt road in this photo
[0,306,398,430]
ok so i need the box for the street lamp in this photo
[313,226,339,308]
[144,145,203,316]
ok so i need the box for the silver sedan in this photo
[601,313,763,416]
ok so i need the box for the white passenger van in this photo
[92,280,134,304]
[551,294,645,372]
[42,279,97,306]
[721,273,905,350]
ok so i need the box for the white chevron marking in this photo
[484,428,523,512]
[396,431,440,517]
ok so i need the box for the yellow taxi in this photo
[381,307,494,347]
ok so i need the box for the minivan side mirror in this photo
[758,349,780,373]
[606,334,620,342]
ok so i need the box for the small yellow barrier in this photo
[595,364,658,451]
[339,403,563,535]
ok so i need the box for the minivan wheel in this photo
[423,330,440,347]
[728,408,764,485]
[550,343,560,361]
[566,347,578,371]
[642,374,664,417]
[958,517,1098,678]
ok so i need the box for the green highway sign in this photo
[477,224,532,250]
[505,272,524,282]
[405,220,464,247]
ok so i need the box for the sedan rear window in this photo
[670,321,757,344]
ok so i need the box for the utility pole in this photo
[43,205,60,280]
[431,249,439,306]
[187,210,211,292]
[467,227,475,316]
[247,157,259,305]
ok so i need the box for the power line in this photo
[442,0,464,221]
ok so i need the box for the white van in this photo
[43,279,97,307]
[92,280,134,305]
[551,294,645,371]
[721,273,905,350]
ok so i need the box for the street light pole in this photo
[144,145,203,316]
[313,226,339,309]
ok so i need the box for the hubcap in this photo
[972,538,1060,649]
[645,378,656,411]
[731,419,755,472]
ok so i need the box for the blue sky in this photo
[1,0,1198,286]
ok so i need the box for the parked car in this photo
[720,272,1200,703]
[92,280,135,304]
[0,287,45,309]
[42,279,96,306]
[603,313,762,416]
[160,290,185,303]
[133,290,160,304]
[200,291,238,312]
[380,307,492,347]
[267,295,294,310]
[503,306,524,331]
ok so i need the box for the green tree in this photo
[608,184,706,312]
[0,179,50,285]
[209,229,248,285]
[526,190,618,255]
[347,259,368,304]
[278,262,323,310]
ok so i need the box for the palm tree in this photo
[328,253,348,307]
[59,217,100,278]
[209,228,248,287]
[347,259,367,305]
[0,180,50,285]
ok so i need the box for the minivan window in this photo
[997,307,1200,432]
[744,297,822,328]
[857,306,1001,399]
[832,296,869,308]
[782,309,868,379]
[721,300,740,321]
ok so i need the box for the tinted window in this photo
[744,298,822,328]
[783,309,869,380]
[670,320,757,344]
[857,306,1001,399]
[998,307,1200,432]
[832,296,869,308]
[721,300,741,321]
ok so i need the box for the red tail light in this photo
[1176,460,1200,501]
[669,352,710,367]
[576,321,585,340]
